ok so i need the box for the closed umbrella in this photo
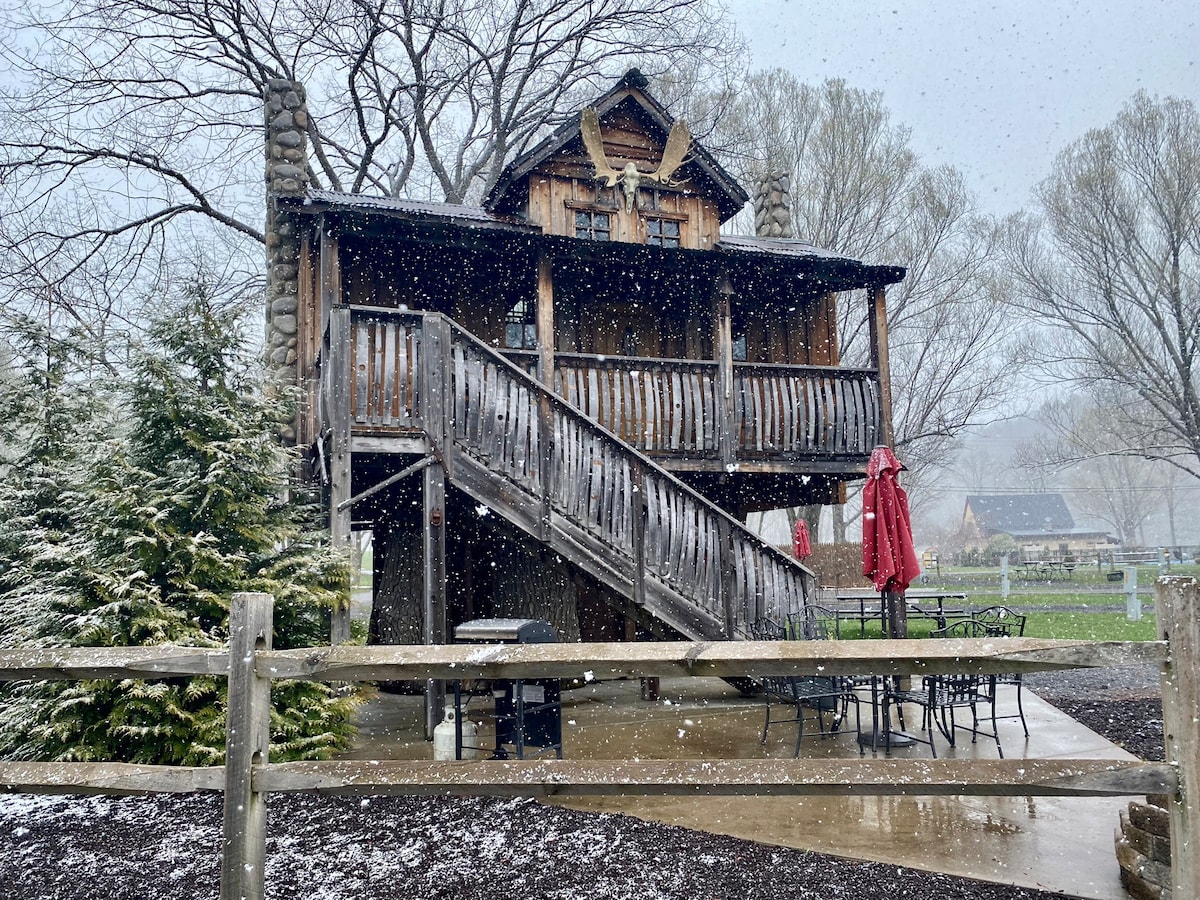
[792,518,812,561]
[862,446,920,638]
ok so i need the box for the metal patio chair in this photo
[883,619,1004,758]
[751,617,863,758]
[969,606,1029,736]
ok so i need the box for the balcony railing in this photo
[316,310,881,471]
[505,351,880,467]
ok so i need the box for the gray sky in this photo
[732,0,1199,216]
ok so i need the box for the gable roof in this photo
[965,494,1077,537]
[484,69,749,221]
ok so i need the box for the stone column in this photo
[752,171,794,239]
[264,78,310,439]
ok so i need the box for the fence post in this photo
[1126,566,1141,622]
[1154,577,1199,899]
[221,592,274,900]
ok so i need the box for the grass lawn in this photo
[842,596,1158,642]
[1021,610,1157,641]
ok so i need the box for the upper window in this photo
[575,210,612,241]
[645,216,681,249]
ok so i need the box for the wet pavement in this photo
[343,676,1136,900]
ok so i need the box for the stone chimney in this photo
[753,171,794,239]
[264,78,309,434]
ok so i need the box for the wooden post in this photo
[713,271,736,469]
[326,304,353,646]
[221,592,273,900]
[718,517,737,637]
[422,460,447,739]
[535,253,556,541]
[535,252,555,390]
[419,315,450,739]
[1154,577,1199,899]
[631,465,646,609]
[318,224,339,342]
[866,284,894,448]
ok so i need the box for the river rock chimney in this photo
[264,78,309,436]
[753,171,794,239]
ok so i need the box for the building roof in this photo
[276,190,904,287]
[966,493,1077,535]
[483,69,749,222]
[286,190,540,233]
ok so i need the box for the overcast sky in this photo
[732,0,1199,216]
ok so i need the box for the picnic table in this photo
[830,589,970,637]
[1017,559,1076,580]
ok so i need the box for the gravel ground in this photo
[0,668,1164,900]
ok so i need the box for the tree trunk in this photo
[370,517,424,646]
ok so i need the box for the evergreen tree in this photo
[0,283,355,763]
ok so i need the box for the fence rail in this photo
[0,582,1196,900]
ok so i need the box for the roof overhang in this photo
[277,191,905,293]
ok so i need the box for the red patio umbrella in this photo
[792,518,812,561]
[862,446,921,637]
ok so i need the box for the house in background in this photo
[262,70,907,695]
[962,493,1116,560]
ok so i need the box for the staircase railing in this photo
[323,305,817,639]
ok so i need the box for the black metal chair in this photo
[751,617,863,757]
[788,604,843,641]
[884,619,1004,758]
[970,606,1029,736]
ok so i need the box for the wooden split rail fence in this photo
[0,580,1197,900]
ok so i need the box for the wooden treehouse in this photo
[264,71,905,661]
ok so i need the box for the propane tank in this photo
[433,704,477,760]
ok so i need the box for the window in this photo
[645,216,681,249]
[575,210,612,241]
[732,332,747,362]
[505,298,537,349]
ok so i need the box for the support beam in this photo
[336,455,437,512]
[631,465,646,609]
[326,301,353,646]
[866,284,894,447]
[422,460,447,740]
[713,271,736,468]
[535,252,556,540]
[535,252,555,388]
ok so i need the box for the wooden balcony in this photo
[313,306,880,478]
[525,351,881,474]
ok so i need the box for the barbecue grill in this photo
[453,618,563,760]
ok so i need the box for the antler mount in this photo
[579,107,692,213]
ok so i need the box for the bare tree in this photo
[1067,455,1162,547]
[1005,92,1200,477]
[1015,398,1171,545]
[695,71,1022,505]
[0,0,738,329]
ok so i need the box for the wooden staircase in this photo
[322,305,816,641]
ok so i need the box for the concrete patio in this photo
[342,676,1139,900]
